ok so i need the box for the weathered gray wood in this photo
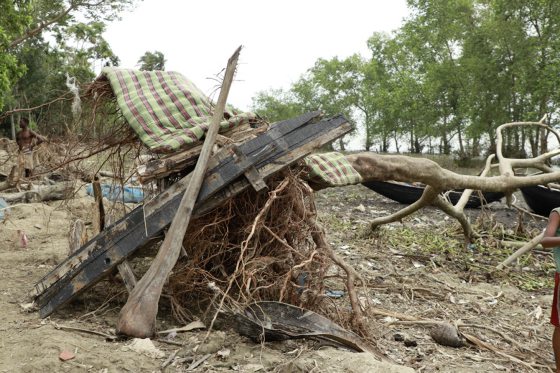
[232,146,267,192]
[116,46,242,338]
[136,122,267,184]
[105,214,137,293]
[198,118,353,216]
[92,177,105,232]
[0,165,20,192]
[68,219,87,255]
[116,261,137,293]
[243,166,267,192]
[32,112,346,318]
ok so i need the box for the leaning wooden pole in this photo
[117,46,242,338]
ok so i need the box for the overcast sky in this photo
[104,0,410,112]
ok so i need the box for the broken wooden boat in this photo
[520,184,560,217]
[362,180,504,208]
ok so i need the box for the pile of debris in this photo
[30,48,375,353]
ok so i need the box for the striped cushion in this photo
[303,152,363,187]
[101,68,258,153]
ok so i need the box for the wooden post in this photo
[116,46,242,338]
[93,179,137,293]
[68,219,87,255]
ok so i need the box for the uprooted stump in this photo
[165,168,367,337]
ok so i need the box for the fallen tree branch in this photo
[53,322,116,341]
[0,181,74,203]
[347,153,560,192]
[496,232,545,270]
[368,185,440,230]
[461,332,539,371]
[457,323,533,353]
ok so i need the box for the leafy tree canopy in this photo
[137,50,166,71]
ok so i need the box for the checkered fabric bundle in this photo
[303,152,363,187]
[101,68,258,153]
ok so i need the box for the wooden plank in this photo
[243,166,267,192]
[67,220,87,255]
[198,117,352,216]
[137,121,268,183]
[117,261,137,293]
[106,214,137,293]
[232,146,267,192]
[33,114,349,317]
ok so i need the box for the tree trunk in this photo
[10,113,16,140]
[393,131,400,153]
[364,113,372,151]
[539,127,548,155]
[455,120,464,156]
[528,129,538,157]
[338,137,346,151]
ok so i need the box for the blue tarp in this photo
[86,184,144,203]
[0,198,8,221]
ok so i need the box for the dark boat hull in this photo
[362,180,504,209]
[520,185,560,217]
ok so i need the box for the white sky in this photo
[104,0,410,112]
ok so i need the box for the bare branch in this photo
[369,185,440,229]
[496,121,560,176]
[0,95,73,121]
[348,153,560,191]
[496,232,545,270]
[433,195,476,241]
[453,154,495,210]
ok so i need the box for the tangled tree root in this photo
[166,168,367,336]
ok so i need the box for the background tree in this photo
[0,0,136,137]
[251,88,304,123]
[137,50,166,71]
[252,0,560,158]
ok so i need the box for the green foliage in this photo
[0,0,136,136]
[252,0,560,156]
[251,88,304,123]
[137,50,166,71]
[0,0,31,109]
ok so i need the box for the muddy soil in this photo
[0,183,555,372]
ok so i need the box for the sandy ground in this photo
[0,182,556,372]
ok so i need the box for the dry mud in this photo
[0,183,554,372]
